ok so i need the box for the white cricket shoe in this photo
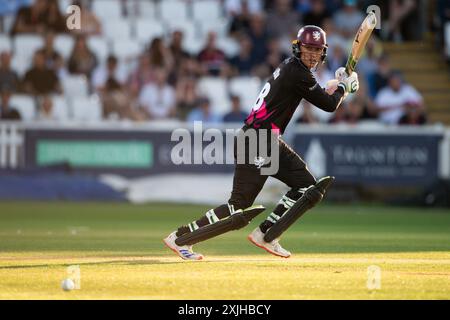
[163,231,204,261]
[248,227,291,258]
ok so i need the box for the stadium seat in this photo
[229,77,262,112]
[159,0,188,21]
[13,35,44,60]
[9,95,36,121]
[58,0,72,13]
[50,95,70,121]
[183,38,204,56]
[112,39,143,61]
[102,19,132,40]
[62,75,90,99]
[126,0,156,18]
[165,19,199,41]
[0,35,12,52]
[54,35,75,60]
[70,95,103,121]
[134,20,165,43]
[1,15,14,35]
[87,36,110,63]
[198,19,229,39]
[216,37,239,57]
[198,77,230,116]
[192,0,223,21]
[92,0,123,19]
[11,54,31,77]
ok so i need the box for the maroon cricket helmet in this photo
[292,25,328,63]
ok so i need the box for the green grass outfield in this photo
[0,201,449,299]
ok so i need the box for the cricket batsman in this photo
[164,26,359,260]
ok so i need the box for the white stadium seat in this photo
[92,0,123,19]
[229,77,262,112]
[198,19,229,39]
[103,19,132,40]
[216,36,239,57]
[112,39,143,61]
[126,0,156,18]
[159,0,188,21]
[183,38,204,56]
[11,54,31,77]
[50,95,70,121]
[0,35,12,52]
[62,75,90,99]
[9,95,36,121]
[198,77,230,116]
[192,0,223,21]
[2,15,14,35]
[13,35,44,60]
[134,20,165,43]
[165,20,199,41]
[87,36,110,63]
[71,95,103,121]
[58,0,73,13]
[54,35,75,60]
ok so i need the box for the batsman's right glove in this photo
[337,70,359,94]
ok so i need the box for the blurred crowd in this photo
[0,0,430,126]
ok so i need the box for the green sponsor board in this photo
[37,140,153,168]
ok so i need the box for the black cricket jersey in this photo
[245,57,345,134]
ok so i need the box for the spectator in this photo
[128,54,155,99]
[326,42,347,74]
[374,71,424,125]
[357,37,383,79]
[437,0,450,57]
[68,35,98,79]
[228,35,257,76]
[187,97,221,124]
[267,0,300,39]
[10,0,47,35]
[22,51,61,95]
[91,55,127,93]
[101,76,146,122]
[247,13,270,65]
[175,77,201,121]
[148,37,174,71]
[139,68,176,120]
[368,53,392,98]
[71,0,102,36]
[0,91,21,120]
[345,97,365,124]
[223,95,248,123]
[37,32,62,71]
[333,0,364,39]
[197,32,227,77]
[296,102,320,123]
[0,52,20,93]
[398,101,427,125]
[385,0,421,42]
[44,0,66,33]
[253,38,289,79]
[303,0,331,28]
[176,56,203,82]
[168,30,190,71]
[228,0,253,38]
[225,0,262,17]
[36,95,56,121]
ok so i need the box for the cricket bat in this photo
[345,11,378,76]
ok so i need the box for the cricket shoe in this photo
[163,231,204,261]
[248,227,291,258]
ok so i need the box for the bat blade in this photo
[345,11,377,75]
